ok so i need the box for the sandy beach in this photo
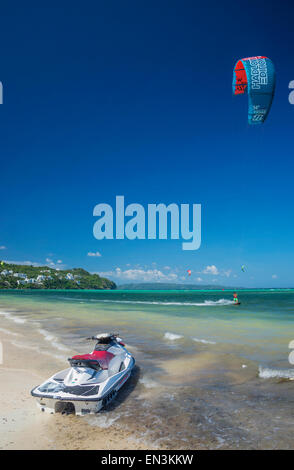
[0,324,147,450]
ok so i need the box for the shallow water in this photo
[0,289,293,449]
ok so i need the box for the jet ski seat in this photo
[71,350,114,370]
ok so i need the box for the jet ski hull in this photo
[32,372,132,415]
[31,336,135,416]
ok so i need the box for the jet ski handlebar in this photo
[86,334,120,342]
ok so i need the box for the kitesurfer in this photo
[233,292,239,304]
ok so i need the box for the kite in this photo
[233,56,275,124]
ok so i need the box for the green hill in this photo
[0,262,116,290]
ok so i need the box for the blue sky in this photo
[1,0,294,287]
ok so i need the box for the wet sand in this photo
[0,326,148,450]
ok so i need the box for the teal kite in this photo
[233,56,276,124]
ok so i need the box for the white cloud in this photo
[87,251,102,257]
[45,257,66,269]
[0,246,6,250]
[200,265,232,277]
[97,267,178,283]
[196,277,202,282]
[203,265,219,275]
[223,269,232,278]
[163,266,171,270]
[272,274,278,279]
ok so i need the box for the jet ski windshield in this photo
[68,358,102,371]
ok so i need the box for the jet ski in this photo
[31,333,135,416]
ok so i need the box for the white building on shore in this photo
[13,273,28,279]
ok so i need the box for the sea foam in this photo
[38,329,70,352]
[164,332,183,341]
[0,327,19,336]
[88,298,234,307]
[0,310,27,324]
[139,376,158,389]
[258,366,294,380]
[192,337,216,345]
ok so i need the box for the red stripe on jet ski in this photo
[71,350,114,369]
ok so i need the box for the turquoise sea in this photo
[0,289,293,449]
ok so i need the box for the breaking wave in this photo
[90,298,234,307]
[193,337,216,345]
[10,340,67,362]
[258,366,294,380]
[164,332,183,341]
[0,327,20,336]
[38,329,70,352]
[0,310,27,324]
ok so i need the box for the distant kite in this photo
[187,269,191,276]
[241,265,246,272]
[233,56,275,124]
